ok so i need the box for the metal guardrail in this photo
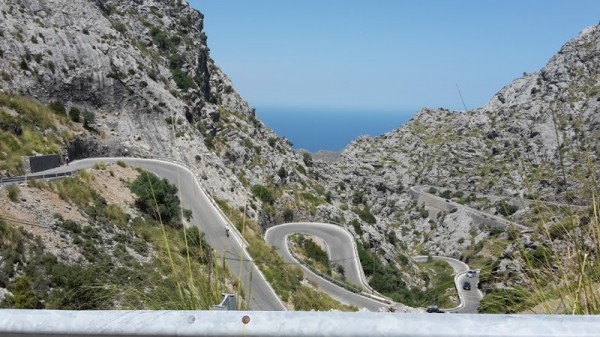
[0,310,599,337]
[0,171,74,186]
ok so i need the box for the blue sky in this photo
[190,1,600,113]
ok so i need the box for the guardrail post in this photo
[210,293,237,310]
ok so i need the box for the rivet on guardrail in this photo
[242,315,250,325]
[187,315,196,324]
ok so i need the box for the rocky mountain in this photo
[321,23,598,252]
[312,24,599,310]
[0,0,322,222]
[1,0,599,312]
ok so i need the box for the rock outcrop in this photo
[0,0,313,221]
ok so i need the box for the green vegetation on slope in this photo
[130,169,192,228]
[289,234,331,276]
[357,242,456,308]
[0,92,73,175]
[0,168,227,310]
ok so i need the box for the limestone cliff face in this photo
[0,0,313,219]
[2,0,204,113]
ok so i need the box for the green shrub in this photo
[302,152,313,167]
[60,219,82,234]
[277,166,287,179]
[440,190,452,199]
[113,22,127,34]
[168,54,184,69]
[129,170,185,228]
[55,175,100,207]
[81,110,95,129]
[290,285,355,311]
[104,204,129,228]
[452,191,464,198]
[154,31,170,50]
[371,264,406,293]
[3,276,39,309]
[251,184,275,204]
[203,134,214,149]
[68,107,81,122]
[283,208,294,222]
[46,61,55,73]
[351,219,363,236]
[19,59,29,71]
[355,207,376,224]
[46,263,112,309]
[170,68,197,91]
[48,101,66,115]
[300,236,329,267]
[351,190,364,205]
[6,185,20,202]
[489,227,504,237]
[397,253,409,266]
[496,200,518,216]
[300,192,322,206]
[182,226,203,247]
[524,245,551,268]
[356,242,381,276]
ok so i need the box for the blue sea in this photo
[256,107,414,153]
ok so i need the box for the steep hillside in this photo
[316,24,600,312]
[0,162,230,309]
[0,0,326,224]
[0,0,367,310]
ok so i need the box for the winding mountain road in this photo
[265,223,391,311]
[22,158,285,311]
[411,186,529,231]
[413,256,482,313]
[8,158,482,312]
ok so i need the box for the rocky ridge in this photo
[0,0,320,223]
[312,24,599,295]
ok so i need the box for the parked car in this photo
[466,270,477,278]
[462,281,471,290]
[426,306,444,313]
